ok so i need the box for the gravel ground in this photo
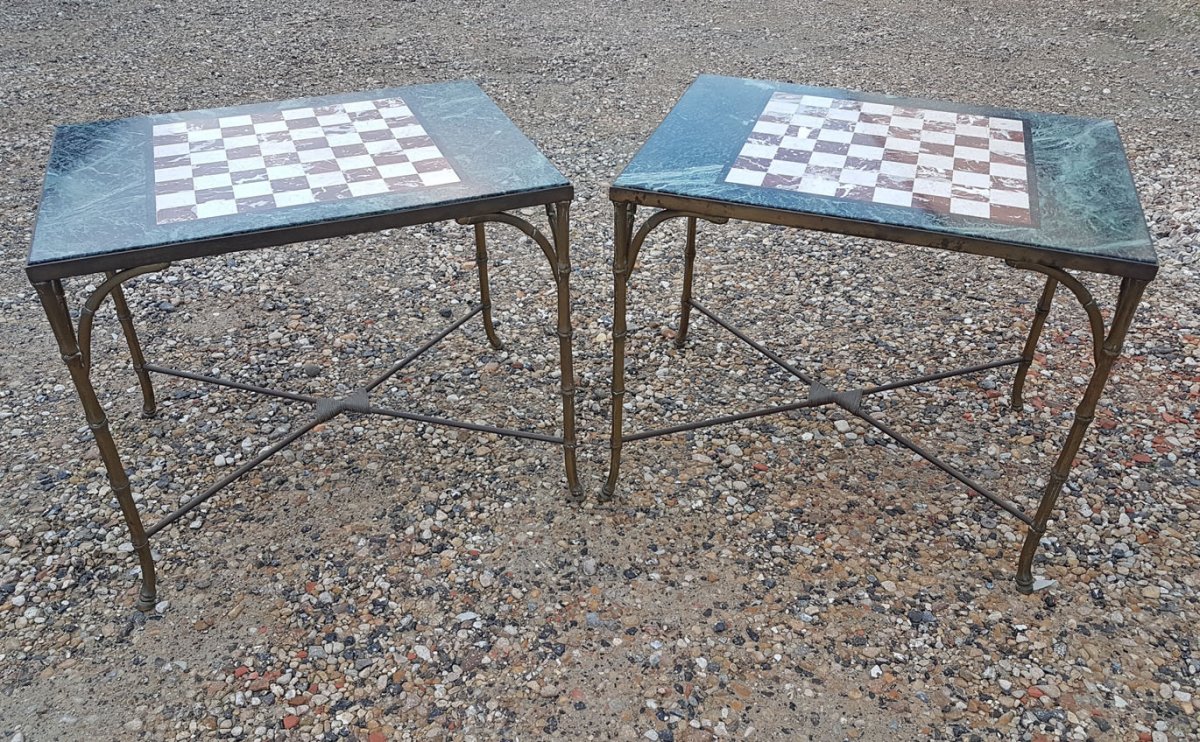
[1,1,1198,740]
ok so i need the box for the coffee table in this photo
[27,81,582,611]
[602,75,1157,592]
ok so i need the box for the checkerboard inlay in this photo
[151,96,460,224]
[726,92,1033,225]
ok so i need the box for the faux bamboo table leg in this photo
[546,201,583,501]
[35,279,157,611]
[602,202,636,501]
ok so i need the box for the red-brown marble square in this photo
[991,176,1028,191]
[749,132,784,147]
[851,133,887,148]
[876,174,915,191]
[154,154,191,169]
[331,144,369,158]
[236,195,277,212]
[911,193,952,213]
[231,169,268,184]
[358,128,394,143]
[373,151,411,166]
[342,167,380,183]
[293,138,329,151]
[761,173,806,189]
[156,206,197,222]
[776,149,812,164]
[311,184,353,200]
[955,135,990,150]
[155,179,193,195]
[952,184,989,202]
[991,128,1025,142]
[221,125,256,138]
[192,162,230,176]
[190,139,227,152]
[953,158,991,174]
[270,177,310,192]
[989,205,1032,225]
[883,150,919,164]
[844,157,881,171]
[414,158,453,173]
[814,140,850,155]
[195,186,234,203]
[226,145,262,160]
[919,142,955,157]
[302,160,340,175]
[835,184,876,201]
[384,175,424,191]
[263,153,301,167]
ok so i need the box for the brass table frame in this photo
[30,192,582,611]
[602,188,1150,593]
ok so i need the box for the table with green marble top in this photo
[26,81,582,611]
[602,74,1157,594]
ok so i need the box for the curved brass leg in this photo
[1012,276,1057,410]
[676,216,698,348]
[473,223,504,350]
[37,280,157,610]
[602,207,729,501]
[456,207,582,501]
[108,276,158,418]
[1015,277,1146,593]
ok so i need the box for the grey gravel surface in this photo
[1,1,1199,740]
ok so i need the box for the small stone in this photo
[155,600,170,614]
[3,535,18,549]
[907,609,936,625]
[282,716,299,730]
[581,558,598,576]
[834,420,852,434]
[302,364,322,377]
[414,645,432,662]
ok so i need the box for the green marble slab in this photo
[28,81,570,280]
[612,75,1156,280]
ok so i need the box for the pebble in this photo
[1,4,1197,742]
